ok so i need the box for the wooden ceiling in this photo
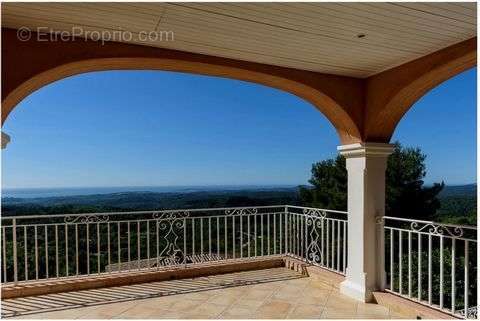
[1,2,476,78]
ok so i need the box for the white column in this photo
[338,142,394,302]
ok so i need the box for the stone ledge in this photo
[284,256,345,289]
[306,265,345,289]
[2,256,285,299]
[283,256,309,276]
[373,291,459,319]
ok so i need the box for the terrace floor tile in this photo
[3,267,410,319]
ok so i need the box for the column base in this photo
[339,279,374,303]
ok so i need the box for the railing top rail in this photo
[285,205,348,215]
[1,204,293,220]
[1,205,349,220]
[382,215,477,230]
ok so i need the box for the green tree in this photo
[300,142,444,220]
[299,155,347,211]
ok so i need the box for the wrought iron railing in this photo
[383,216,477,319]
[0,205,347,285]
[4,205,474,318]
[287,206,348,274]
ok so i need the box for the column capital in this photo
[337,142,394,158]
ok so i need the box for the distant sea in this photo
[2,185,298,199]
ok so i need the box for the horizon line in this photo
[2,182,477,190]
[2,184,305,190]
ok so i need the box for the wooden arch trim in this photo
[364,38,477,142]
[2,28,476,144]
[1,28,363,144]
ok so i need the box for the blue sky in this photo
[2,67,476,188]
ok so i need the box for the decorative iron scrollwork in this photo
[225,208,258,216]
[303,208,327,218]
[410,221,464,237]
[305,216,323,265]
[467,307,477,319]
[152,211,189,220]
[153,211,190,265]
[459,307,477,319]
[64,214,109,223]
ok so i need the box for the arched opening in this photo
[383,67,477,314]
[390,67,476,223]
[2,69,341,191]
[2,70,347,286]
[1,54,362,144]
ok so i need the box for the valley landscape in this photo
[2,184,476,225]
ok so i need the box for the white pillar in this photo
[338,142,394,302]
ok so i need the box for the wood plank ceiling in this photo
[1,2,476,78]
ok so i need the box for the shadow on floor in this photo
[2,267,306,318]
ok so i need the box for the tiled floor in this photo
[3,267,409,319]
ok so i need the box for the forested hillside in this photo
[2,188,301,216]
[2,185,476,225]
[437,184,476,225]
